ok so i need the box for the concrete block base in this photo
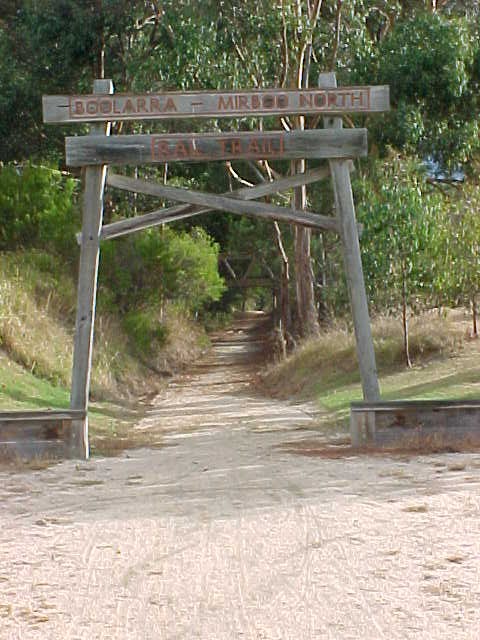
[350,400,480,451]
[0,410,87,461]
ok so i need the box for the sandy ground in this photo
[1,313,480,639]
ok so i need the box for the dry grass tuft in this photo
[159,306,209,371]
[0,252,208,405]
[262,311,466,399]
[0,253,74,386]
[373,312,464,367]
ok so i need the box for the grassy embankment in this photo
[0,250,208,456]
[2,247,479,452]
[262,310,480,428]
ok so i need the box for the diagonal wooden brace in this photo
[106,172,341,232]
[98,166,341,241]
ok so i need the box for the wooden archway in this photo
[43,75,389,457]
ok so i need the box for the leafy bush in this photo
[123,309,168,358]
[99,226,225,313]
[354,156,445,314]
[0,162,78,255]
[351,13,480,163]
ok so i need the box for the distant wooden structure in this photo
[37,75,389,459]
[219,253,278,291]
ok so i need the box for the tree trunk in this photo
[290,2,321,339]
[472,294,478,337]
[316,233,330,323]
[94,0,105,80]
[292,147,320,337]
[294,210,320,337]
[273,222,292,354]
[402,267,412,368]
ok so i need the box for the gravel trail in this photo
[0,313,479,639]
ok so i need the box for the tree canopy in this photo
[1,1,479,351]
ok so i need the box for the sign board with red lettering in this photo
[43,86,389,124]
[65,129,367,167]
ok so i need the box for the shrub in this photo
[0,162,78,256]
[99,226,225,313]
[123,309,168,358]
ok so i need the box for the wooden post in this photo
[320,72,380,402]
[69,79,113,458]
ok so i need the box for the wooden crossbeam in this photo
[44,86,390,124]
[65,129,367,167]
[100,166,332,241]
[106,173,340,232]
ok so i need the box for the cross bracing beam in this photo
[99,165,336,241]
[106,173,341,232]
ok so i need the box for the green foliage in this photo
[1,0,480,346]
[379,15,472,111]
[99,226,225,313]
[351,12,480,163]
[354,156,444,312]
[123,309,168,357]
[432,183,480,310]
[0,162,78,255]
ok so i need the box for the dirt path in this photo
[1,312,480,639]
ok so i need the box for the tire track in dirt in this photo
[136,311,320,442]
[0,312,480,638]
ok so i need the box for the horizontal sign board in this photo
[44,86,389,123]
[65,129,367,166]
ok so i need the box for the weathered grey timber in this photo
[350,400,480,450]
[0,410,85,460]
[65,129,368,167]
[99,166,333,241]
[40,76,390,462]
[43,85,390,123]
[107,173,340,232]
[321,72,380,402]
[69,79,113,460]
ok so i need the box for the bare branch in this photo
[222,258,238,280]
[329,0,343,71]
[280,0,290,88]
[274,221,290,265]
[309,0,323,24]
[231,36,260,87]
[225,161,255,188]
[246,161,287,196]
[297,41,308,89]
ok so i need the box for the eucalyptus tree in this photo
[350,10,480,166]
[433,185,480,336]
[212,0,383,338]
[355,157,444,367]
[6,0,479,346]
[0,0,163,160]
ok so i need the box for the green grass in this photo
[0,350,149,457]
[262,310,480,428]
[0,351,69,410]
[0,250,211,458]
